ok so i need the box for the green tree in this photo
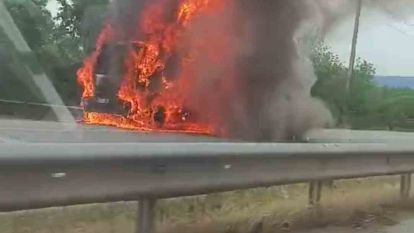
[374,89,414,130]
[54,0,109,53]
[311,42,414,131]
[2,0,109,105]
[311,43,379,128]
[348,59,378,116]
[1,0,56,103]
[311,43,348,119]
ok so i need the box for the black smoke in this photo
[103,0,414,141]
[181,0,333,141]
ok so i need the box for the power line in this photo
[386,23,414,39]
[365,0,414,38]
[371,0,414,27]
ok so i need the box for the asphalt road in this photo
[384,219,414,233]
[304,129,414,143]
[1,119,414,143]
[0,119,222,143]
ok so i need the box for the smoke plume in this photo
[182,0,335,141]
[104,0,412,141]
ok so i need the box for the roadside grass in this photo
[0,176,407,233]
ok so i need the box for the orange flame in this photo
[77,0,222,135]
[77,25,113,99]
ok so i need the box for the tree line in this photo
[312,43,414,131]
[0,0,108,106]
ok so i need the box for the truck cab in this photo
[83,43,128,115]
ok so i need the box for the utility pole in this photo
[341,0,362,126]
[346,0,363,93]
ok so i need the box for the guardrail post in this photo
[400,173,412,200]
[137,198,156,233]
[325,179,335,191]
[309,180,322,206]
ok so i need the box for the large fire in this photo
[77,0,225,135]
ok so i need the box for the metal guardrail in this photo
[1,143,414,233]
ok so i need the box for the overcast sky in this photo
[46,1,414,77]
[46,0,58,16]
[327,8,414,76]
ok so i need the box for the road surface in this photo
[305,129,414,143]
[1,119,414,143]
[0,119,222,143]
[383,219,414,233]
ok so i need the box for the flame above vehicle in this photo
[77,0,335,141]
[77,0,225,135]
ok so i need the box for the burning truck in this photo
[82,41,192,127]
[82,42,128,116]
[77,0,333,141]
[77,1,218,135]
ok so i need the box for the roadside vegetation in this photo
[0,176,410,233]
[312,43,414,131]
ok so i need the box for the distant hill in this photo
[374,76,414,89]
